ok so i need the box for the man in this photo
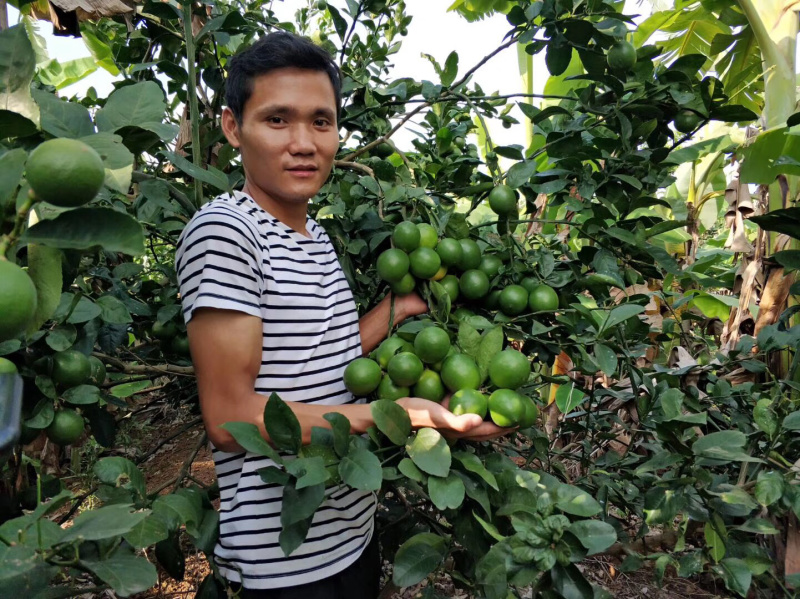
[175,31,505,598]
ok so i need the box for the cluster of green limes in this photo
[150,318,190,357]
[27,349,106,446]
[343,324,539,428]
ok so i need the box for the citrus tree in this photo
[2,1,800,598]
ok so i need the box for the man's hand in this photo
[396,396,515,442]
[395,292,428,321]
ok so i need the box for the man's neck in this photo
[241,182,311,238]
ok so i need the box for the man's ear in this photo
[221,107,241,148]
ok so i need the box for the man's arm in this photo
[359,292,428,355]
[188,307,489,452]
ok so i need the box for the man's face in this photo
[223,67,339,206]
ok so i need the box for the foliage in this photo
[0,0,799,598]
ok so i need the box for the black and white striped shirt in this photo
[175,191,375,589]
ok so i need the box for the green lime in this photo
[0,357,18,374]
[393,221,421,252]
[432,265,448,281]
[343,357,382,396]
[387,352,424,387]
[458,239,482,270]
[171,334,191,356]
[46,408,85,445]
[488,389,526,427]
[27,138,105,207]
[417,223,438,249]
[373,142,395,159]
[436,238,463,267]
[499,285,529,316]
[518,396,540,428]
[414,326,451,364]
[375,336,414,369]
[409,247,442,279]
[152,320,177,341]
[88,356,106,385]
[459,269,490,301]
[674,110,701,133]
[377,249,411,283]
[488,349,531,390]
[391,273,416,295]
[439,275,460,302]
[484,289,502,310]
[440,353,481,392]
[488,184,517,216]
[413,369,446,402]
[521,277,539,293]
[52,350,91,388]
[449,389,488,419]
[0,261,37,342]
[528,284,559,312]
[377,374,409,401]
[478,255,503,279]
[607,40,637,71]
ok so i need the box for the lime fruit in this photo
[528,284,559,312]
[414,326,451,364]
[436,238,463,267]
[413,369,446,402]
[488,389,526,427]
[432,265,448,281]
[387,352,424,387]
[391,273,416,296]
[373,142,395,159]
[606,40,637,71]
[440,353,481,392]
[449,389,488,419]
[375,336,414,369]
[439,275,460,302]
[52,350,91,388]
[458,239,482,270]
[674,110,701,133]
[377,374,409,401]
[171,334,191,356]
[46,408,85,445]
[409,247,442,279]
[152,320,178,341]
[521,277,539,294]
[459,269,490,301]
[0,261,37,342]
[484,289,502,311]
[417,223,438,249]
[377,249,411,283]
[518,396,540,428]
[0,357,18,374]
[488,349,531,389]
[488,184,517,216]
[343,358,382,396]
[478,255,503,279]
[88,356,106,385]
[27,138,105,207]
[499,285,529,316]
[392,221,421,252]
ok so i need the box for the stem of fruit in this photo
[182,0,203,208]
[455,92,500,182]
[0,194,35,259]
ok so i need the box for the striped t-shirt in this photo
[175,191,376,589]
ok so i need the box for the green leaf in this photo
[65,296,101,324]
[593,343,616,377]
[23,208,145,255]
[477,326,504,383]
[94,456,146,497]
[428,473,465,510]
[123,514,169,549]
[506,160,538,188]
[264,393,302,454]
[286,457,330,490]
[392,532,448,588]
[457,321,482,360]
[37,57,97,90]
[398,457,425,483]
[783,410,800,430]
[96,295,132,324]
[551,563,594,599]
[152,494,201,531]
[598,304,645,335]
[555,383,587,414]
[81,133,135,194]
[755,471,784,507]
[718,558,752,596]
[338,448,382,491]
[705,519,727,562]
[95,81,168,134]
[82,551,158,597]
[441,51,458,87]
[370,400,411,445]
[568,520,617,555]
[554,484,602,517]
[0,148,26,207]
[32,89,92,139]
[0,25,39,125]
[45,325,76,352]
[407,428,451,477]
[692,430,757,463]
[324,412,351,457]
[453,451,498,490]
[162,150,229,191]
[0,545,55,597]
[60,504,148,543]
[110,380,152,398]
[63,384,100,405]
[690,292,733,320]
[25,398,54,429]
[219,422,283,463]
[750,208,800,240]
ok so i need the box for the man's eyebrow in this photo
[254,105,336,120]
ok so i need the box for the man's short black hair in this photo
[225,31,343,124]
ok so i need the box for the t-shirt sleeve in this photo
[175,208,264,322]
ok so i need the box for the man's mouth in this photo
[286,165,318,178]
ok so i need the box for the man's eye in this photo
[315,119,331,127]
[267,116,284,124]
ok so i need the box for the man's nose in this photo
[288,125,315,154]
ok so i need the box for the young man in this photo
[175,31,506,598]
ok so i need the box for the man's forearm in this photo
[359,293,406,355]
